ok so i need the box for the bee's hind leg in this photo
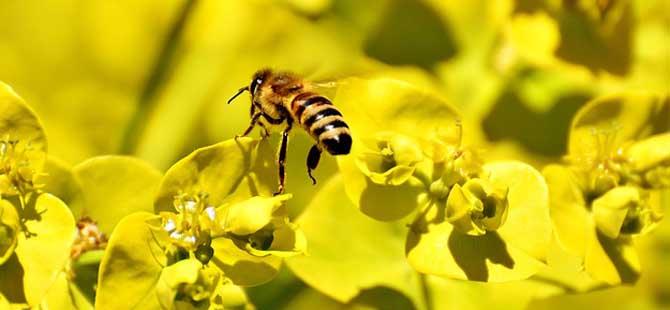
[306,145,322,185]
[274,120,293,195]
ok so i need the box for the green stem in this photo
[120,0,198,154]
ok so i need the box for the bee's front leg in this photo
[274,120,293,195]
[235,112,263,140]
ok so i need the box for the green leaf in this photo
[568,93,670,161]
[96,212,166,310]
[286,175,425,307]
[154,138,275,213]
[0,200,19,264]
[0,81,47,152]
[14,193,76,306]
[73,156,162,234]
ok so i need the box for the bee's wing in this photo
[301,61,382,94]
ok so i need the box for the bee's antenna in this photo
[227,86,248,104]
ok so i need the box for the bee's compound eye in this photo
[250,78,263,94]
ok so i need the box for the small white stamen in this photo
[164,219,176,232]
[185,200,197,212]
[170,231,183,240]
[184,235,197,245]
[205,206,216,221]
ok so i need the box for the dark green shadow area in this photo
[597,232,640,284]
[364,0,457,70]
[72,255,101,304]
[0,253,27,303]
[515,0,633,76]
[483,86,590,157]
[350,286,416,310]
[447,231,514,282]
[555,5,633,76]
[246,266,307,310]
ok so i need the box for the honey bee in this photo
[228,69,352,195]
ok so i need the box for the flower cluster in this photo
[95,138,306,309]
[544,95,668,284]
[332,78,553,282]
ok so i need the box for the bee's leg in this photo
[258,122,271,139]
[274,120,293,195]
[261,113,284,124]
[306,145,322,185]
[249,101,256,116]
[236,112,262,139]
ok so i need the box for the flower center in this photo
[0,137,44,197]
[163,192,218,255]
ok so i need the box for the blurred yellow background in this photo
[1,0,668,309]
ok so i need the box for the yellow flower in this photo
[446,178,509,236]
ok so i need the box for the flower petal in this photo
[96,212,166,309]
[286,176,424,305]
[223,194,291,236]
[73,156,162,234]
[406,220,543,282]
[13,194,77,306]
[154,138,276,213]
[568,93,669,161]
[485,161,552,262]
[591,186,639,239]
[626,133,670,174]
[209,237,281,287]
[543,164,592,257]
[0,82,47,152]
[584,232,640,285]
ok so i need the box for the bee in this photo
[228,69,352,195]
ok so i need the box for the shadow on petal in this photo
[349,286,415,310]
[210,257,279,287]
[0,253,26,303]
[447,231,515,282]
[596,232,639,284]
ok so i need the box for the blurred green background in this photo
[0,0,668,309]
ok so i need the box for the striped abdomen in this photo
[291,92,352,155]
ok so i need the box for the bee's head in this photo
[228,68,272,104]
[250,69,272,96]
